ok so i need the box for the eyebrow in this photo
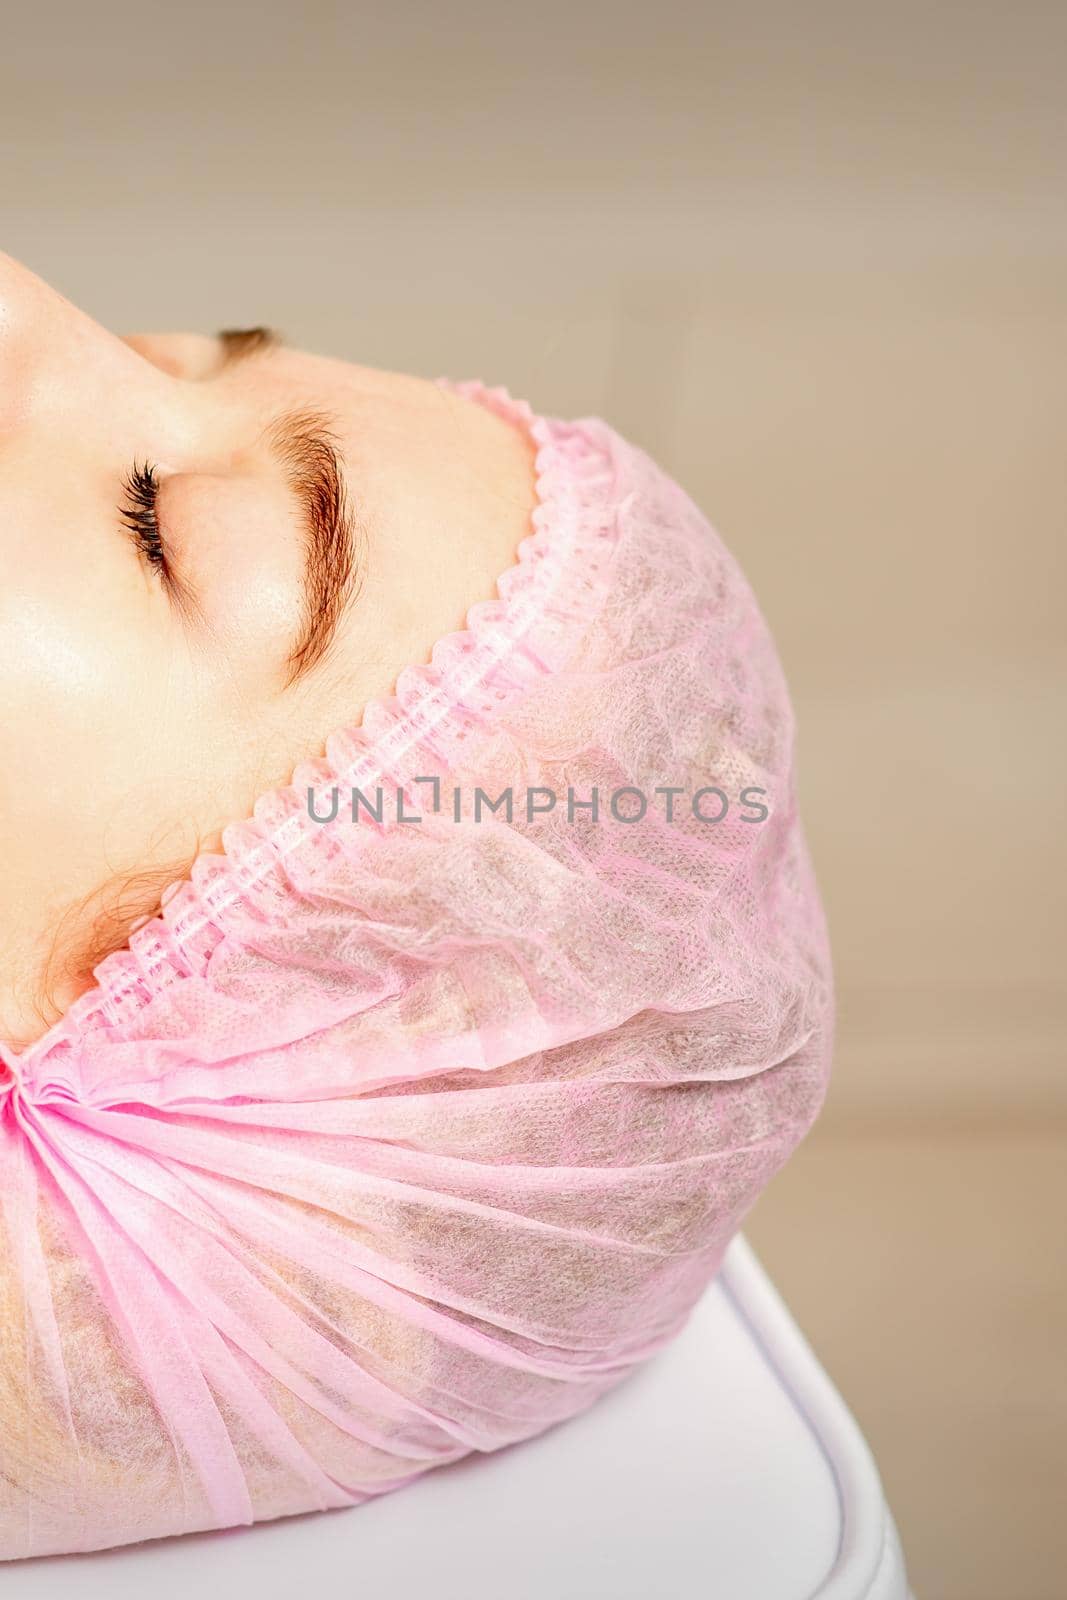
[217,328,362,690]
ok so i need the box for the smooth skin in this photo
[0,252,537,1047]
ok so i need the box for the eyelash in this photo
[119,462,168,575]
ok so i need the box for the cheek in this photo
[0,541,218,863]
[0,481,313,922]
[0,574,132,749]
[0,467,156,727]
[0,581,157,913]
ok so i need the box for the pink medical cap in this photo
[0,380,833,1558]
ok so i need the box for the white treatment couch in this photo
[15,1237,914,1599]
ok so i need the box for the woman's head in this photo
[0,251,537,1044]
[0,327,833,1560]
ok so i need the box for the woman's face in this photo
[0,252,535,1044]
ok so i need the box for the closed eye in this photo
[117,460,199,619]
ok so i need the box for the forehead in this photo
[220,342,436,453]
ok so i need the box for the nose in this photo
[0,252,51,428]
[0,249,92,362]
[0,250,166,433]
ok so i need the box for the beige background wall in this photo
[2,4,1064,1596]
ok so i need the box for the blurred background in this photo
[2,4,1064,1594]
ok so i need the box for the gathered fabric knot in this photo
[0,1039,21,1108]
[0,1036,84,1112]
